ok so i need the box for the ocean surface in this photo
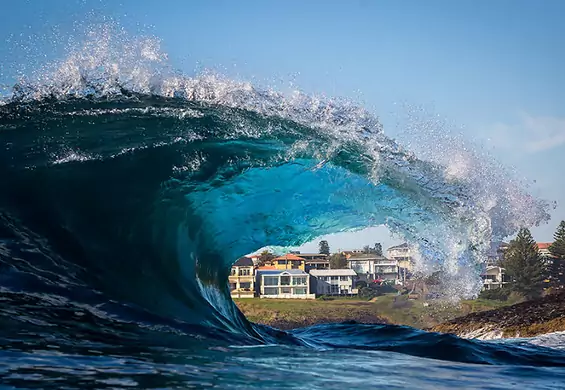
[1,26,564,389]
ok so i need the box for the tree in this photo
[329,253,347,269]
[258,250,275,267]
[548,221,565,289]
[318,240,330,255]
[502,228,546,300]
[374,243,383,256]
[363,245,371,254]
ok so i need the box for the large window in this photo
[340,276,349,281]
[294,288,307,295]
[330,285,339,294]
[239,268,251,276]
[264,276,279,286]
[264,287,278,295]
[240,282,251,290]
[292,276,307,285]
[281,287,291,294]
[281,276,291,285]
[229,283,236,291]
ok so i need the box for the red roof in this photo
[273,254,304,261]
[537,242,552,250]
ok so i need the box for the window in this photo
[239,268,250,276]
[277,260,287,265]
[264,276,279,286]
[294,288,307,295]
[240,282,251,290]
[293,276,306,285]
[230,269,236,276]
[340,289,349,295]
[281,287,291,294]
[340,276,349,281]
[229,283,237,291]
[264,287,278,295]
[281,276,291,285]
[330,285,339,293]
[331,276,338,281]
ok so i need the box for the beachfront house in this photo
[309,269,358,296]
[229,257,255,298]
[270,254,306,271]
[295,253,330,272]
[374,257,400,284]
[387,243,416,284]
[256,269,315,299]
[481,266,507,290]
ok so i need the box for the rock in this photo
[431,291,565,339]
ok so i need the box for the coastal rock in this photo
[431,292,565,339]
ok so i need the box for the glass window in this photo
[240,282,251,289]
[281,276,291,285]
[239,268,250,276]
[229,283,236,291]
[331,285,339,293]
[264,276,279,286]
[340,276,349,281]
[292,276,306,285]
[331,276,338,281]
[294,288,307,295]
[264,287,278,295]
[281,287,291,294]
[230,269,236,276]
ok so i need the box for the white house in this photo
[481,266,508,290]
[309,269,358,296]
[256,269,315,299]
[347,254,399,283]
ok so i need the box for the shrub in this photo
[478,288,511,301]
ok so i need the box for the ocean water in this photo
[1,26,564,389]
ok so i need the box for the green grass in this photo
[234,295,512,329]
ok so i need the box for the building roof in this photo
[309,269,357,276]
[257,269,308,276]
[233,257,254,267]
[388,243,409,250]
[348,254,387,261]
[257,265,276,270]
[537,242,552,250]
[295,253,328,258]
[273,254,305,261]
[305,259,330,264]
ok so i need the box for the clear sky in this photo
[1,0,564,253]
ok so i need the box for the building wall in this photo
[229,265,255,298]
[258,273,315,299]
[271,259,305,271]
[311,275,356,295]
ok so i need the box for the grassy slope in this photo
[234,295,508,330]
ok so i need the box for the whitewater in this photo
[1,25,564,389]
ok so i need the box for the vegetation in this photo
[362,243,383,255]
[548,220,565,289]
[234,295,508,330]
[329,252,347,269]
[257,250,275,266]
[502,228,545,300]
[318,240,330,256]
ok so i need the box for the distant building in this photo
[481,266,508,290]
[229,257,255,298]
[486,241,509,266]
[270,253,306,271]
[387,243,415,284]
[347,254,399,283]
[537,242,553,259]
[309,269,358,296]
[256,269,314,299]
[294,253,330,272]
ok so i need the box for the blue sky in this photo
[1,0,564,253]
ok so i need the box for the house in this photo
[347,254,399,283]
[309,269,358,296]
[537,242,554,259]
[485,241,509,266]
[481,266,508,290]
[387,243,416,284]
[292,252,329,271]
[256,269,315,299]
[374,257,400,284]
[270,253,306,271]
[229,257,255,298]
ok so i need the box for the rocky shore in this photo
[431,291,565,339]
